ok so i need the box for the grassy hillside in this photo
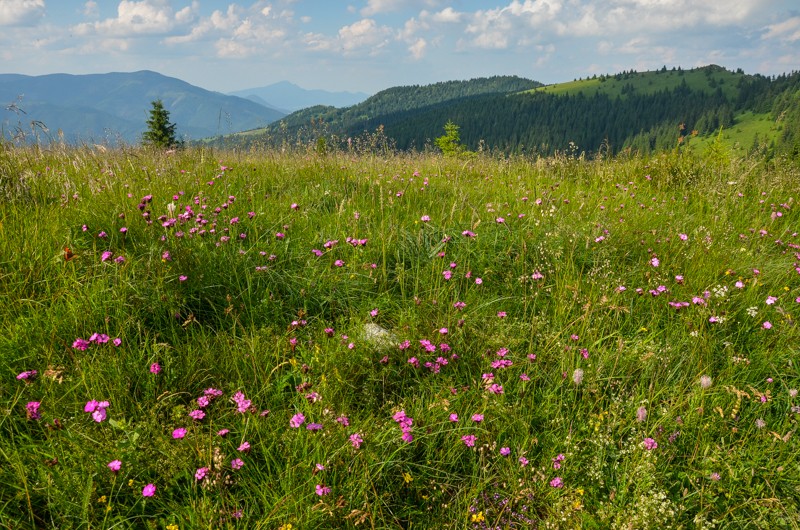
[1,145,800,528]
[533,65,743,100]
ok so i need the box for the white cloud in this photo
[74,0,181,36]
[338,18,391,52]
[0,0,45,26]
[763,16,800,42]
[83,1,98,18]
[408,37,426,59]
[430,7,461,23]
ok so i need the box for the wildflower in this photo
[679,233,688,241]
[142,484,156,497]
[26,401,41,420]
[350,433,364,448]
[636,406,648,422]
[290,413,305,428]
[475,277,483,285]
[232,391,251,413]
[108,460,121,472]
[449,413,458,422]
[763,321,772,329]
[710,472,721,481]
[421,215,430,222]
[580,348,589,359]
[237,441,250,452]
[755,418,766,429]
[442,270,452,280]
[572,368,584,385]
[336,415,350,426]
[16,370,37,381]
[766,296,777,305]
[471,414,484,423]
[231,458,244,470]
[149,363,161,374]
[519,456,529,466]
[172,427,187,439]
[73,338,90,351]
[85,400,109,422]
[306,423,323,431]
[315,484,331,496]
[217,428,230,437]
[650,257,660,267]
[487,383,504,394]
[369,308,379,317]
[520,373,530,381]
[549,477,564,488]
[334,260,344,267]
[497,311,507,318]
[179,275,188,282]
[461,434,477,447]
[101,251,113,262]
[642,437,658,450]
[112,338,122,347]
[499,447,511,456]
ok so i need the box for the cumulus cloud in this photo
[763,16,800,42]
[361,0,448,17]
[338,18,391,52]
[408,37,426,59]
[83,1,99,18]
[0,0,45,26]
[74,0,192,36]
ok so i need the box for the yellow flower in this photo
[128,479,135,487]
[403,471,413,483]
[166,525,179,530]
[471,511,485,523]
[279,524,293,530]
[97,495,107,504]
[576,487,585,496]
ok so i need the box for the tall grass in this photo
[1,144,798,529]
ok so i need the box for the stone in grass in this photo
[362,323,398,351]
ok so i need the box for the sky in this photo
[1,0,799,95]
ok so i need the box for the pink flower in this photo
[142,484,156,497]
[217,428,230,437]
[289,413,305,428]
[26,401,41,420]
[549,477,564,488]
[195,467,208,481]
[172,428,187,439]
[101,251,113,262]
[499,447,511,456]
[763,321,773,329]
[643,437,658,450]
[72,338,90,351]
[237,441,251,452]
[449,413,458,422]
[189,409,205,420]
[149,363,161,374]
[349,433,364,448]
[108,460,121,472]
[461,434,477,447]
[231,458,244,470]
[474,277,483,285]
[315,484,331,496]
[471,414,484,423]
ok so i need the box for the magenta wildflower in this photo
[499,447,511,456]
[217,428,230,437]
[231,458,244,470]
[315,484,331,496]
[108,460,121,472]
[549,477,564,488]
[449,413,459,422]
[461,434,477,447]
[16,370,37,381]
[643,437,658,450]
[487,384,504,394]
[289,413,305,428]
[349,433,364,448]
[195,467,208,481]
[72,338,90,351]
[189,409,205,421]
[336,415,350,426]
[519,456,529,466]
[101,251,113,262]
[421,215,430,222]
[26,401,41,420]
[179,275,188,282]
[172,428,187,439]
[471,414,484,423]
[149,363,161,374]
[763,321,773,329]
[142,484,156,497]
[306,423,323,431]
[636,406,648,422]
[231,391,251,413]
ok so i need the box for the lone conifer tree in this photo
[142,99,179,148]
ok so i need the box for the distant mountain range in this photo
[229,81,369,113]
[0,70,288,144]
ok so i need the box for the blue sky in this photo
[1,0,799,95]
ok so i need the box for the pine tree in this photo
[142,100,180,148]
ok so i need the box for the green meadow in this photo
[1,144,799,529]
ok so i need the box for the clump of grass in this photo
[1,145,799,528]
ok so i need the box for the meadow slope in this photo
[1,146,799,529]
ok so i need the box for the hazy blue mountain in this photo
[0,70,285,144]
[230,81,369,112]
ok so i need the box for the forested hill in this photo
[218,66,800,159]
[252,75,541,139]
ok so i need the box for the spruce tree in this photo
[142,99,179,148]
